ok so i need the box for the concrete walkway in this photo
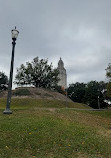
[63,108,109,111]
[34,107,110,111]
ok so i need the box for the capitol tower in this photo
[57,58,67,89]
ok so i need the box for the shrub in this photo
[12,89,31,96]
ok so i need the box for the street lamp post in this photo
[3,27,19,114]
[98,96,100,109]
[97,89,100,109]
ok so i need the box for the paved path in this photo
[62,108,109,111]
[34,107,110,111]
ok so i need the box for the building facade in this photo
[57,58,67,89]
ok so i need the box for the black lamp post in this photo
[3,27,19,114]
[98,96,100,109]
[97,89,100,109]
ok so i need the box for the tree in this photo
[106,63,111,81]
[106,82,111,98]
[0,72,8,92]
[84,81,107,109]
[14,57,60,89]
[67,81,107,109]
[67,82,86,103]
[106,63,111,99]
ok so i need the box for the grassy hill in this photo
[0,88,111,158]
[0,87,72,101]
[0,98,90,110]
[0,87,91,109]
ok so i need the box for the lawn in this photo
[0,98,111,158]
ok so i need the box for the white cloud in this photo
[0,0,111,88]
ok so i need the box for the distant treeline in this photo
[67,81,108,109]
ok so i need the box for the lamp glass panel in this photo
[11,30,19,39]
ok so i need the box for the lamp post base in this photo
[3,109,12,114]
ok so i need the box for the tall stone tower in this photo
[57,58,67,89]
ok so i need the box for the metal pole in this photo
[98,96,100,109]
[3,39,16,114]
[65,88,68,107]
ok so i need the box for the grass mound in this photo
[0,87,73,102]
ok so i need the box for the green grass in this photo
[0,98,111,157]
[0,98,90,110]
[79,109,111,119]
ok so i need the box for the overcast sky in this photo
[0,0,111,88]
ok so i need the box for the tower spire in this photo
[57,58,67,89]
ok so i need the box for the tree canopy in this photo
[14,57,60,89]
[0,72,8,92]
[84,81,107,109]
[67,81,108,109]
[106,63,111,99]
[67,82,86,103]
[106,63,111,80]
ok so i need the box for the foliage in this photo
[68,81,108,109]
[0,72,8,92]
[106,82,111,98]
[12,88,31,96]
[67,82,86,103]
[106,63,111,80]
[14,57,59,89]
[105,64,111,99]
[84,81,107,109]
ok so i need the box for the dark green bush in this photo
[12,89,31,96]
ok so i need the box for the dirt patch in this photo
[33,107,56,112]
[98,129,111,137]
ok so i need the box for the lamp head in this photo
[11,26,19,40]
